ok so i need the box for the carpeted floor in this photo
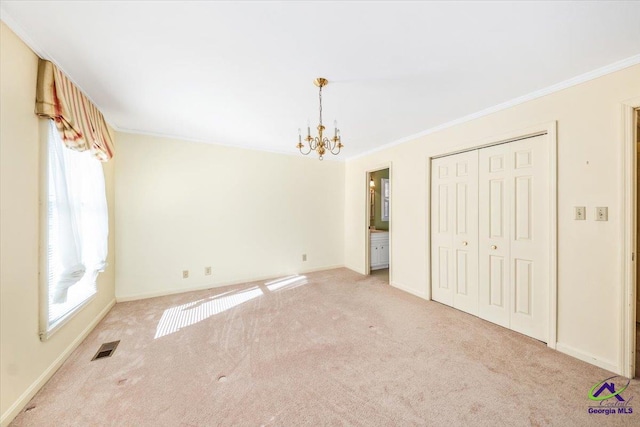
[11,268,640,426]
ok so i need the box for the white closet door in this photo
[478,135,549,342]
[479,144,511,328]
[508,136,549,341]
[431,151,479,314]
[431,156,455,306]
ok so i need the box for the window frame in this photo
[38,119,99,341]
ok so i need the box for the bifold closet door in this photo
[431,150,479,314]
[478,135,549,342]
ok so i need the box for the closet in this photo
[431,135,550,342]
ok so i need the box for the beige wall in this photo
[345,64,640,373]
[114,133,344,300]
[0,22,116,425]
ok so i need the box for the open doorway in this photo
[635,108,640,378]
[367,167,390,282]
[623,100,640,379]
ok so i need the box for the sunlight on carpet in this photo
[154,286,263,339]
[153,275,308,339]
[265,275,308,292]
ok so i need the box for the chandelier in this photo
[296,77,343,160]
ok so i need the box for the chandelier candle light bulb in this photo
[296,77,344,160]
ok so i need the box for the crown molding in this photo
[113,125,346,162]
[0,12,118,128]
[3,9,638,163]
[347,53,640,161]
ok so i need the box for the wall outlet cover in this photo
[595,207,608,221]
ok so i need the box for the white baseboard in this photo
[116,282,224,302]
[1,299,116,427]
[390,281,429,300]
[116,265,345,302]
[555,342,619,374]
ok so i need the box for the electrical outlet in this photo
[595,207,608,221]
[182,270,189,279]
[302,254,307,262]
[205,266,212,276]
[574,206,586,220]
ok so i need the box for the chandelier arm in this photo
[329,138,342,155]
[298,143,312,156]
[322,137,332,151]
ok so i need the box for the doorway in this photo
[635,108,640,378]
[620,99,640,378]
[367,167,390,282]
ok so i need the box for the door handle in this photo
[462,241,468,246]
[490,245,497,250]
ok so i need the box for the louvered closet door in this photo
[431,150,479,314]
[478,135,549,342]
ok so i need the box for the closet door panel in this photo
[431,157,455,306]
[479,145,511,328]
[509,136,549,342]
[451,150,479,315]
[431,151,479,314]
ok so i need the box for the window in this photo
[40,121,109,339]
[381,178,390,222]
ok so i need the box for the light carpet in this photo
[11,268,640,426]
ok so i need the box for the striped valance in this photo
[35,59,114,161]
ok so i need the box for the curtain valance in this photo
[35,59,114,161]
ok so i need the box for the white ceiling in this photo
[2,1,640,159]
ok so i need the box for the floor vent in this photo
[91,340,120,361]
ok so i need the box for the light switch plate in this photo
[595,207,608,221]
[575,206,586,220]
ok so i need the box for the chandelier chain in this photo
[318,85,323,127]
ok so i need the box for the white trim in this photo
[0,299,115,427]
[116,265,345,302]
[621,97,640,379]
[425,122,558,348]
[424,157,432,300]
[114,126,345,162]
[1,12,345,163]
[556,342,619,374]
[0,12,117,129]
[4,6,638,163]
[40,293,96,341]
[547,123,558,350]
[0,11,48,61]
[391,281,428,299]
[349,54,640,161]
